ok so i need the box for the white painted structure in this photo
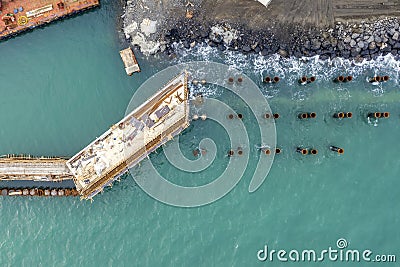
[256,0,272,8]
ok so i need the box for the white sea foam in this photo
[172,43,400,100]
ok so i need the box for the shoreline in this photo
[121,1,400,61]
[163,17,400,62]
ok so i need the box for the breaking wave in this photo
[170,42,400,100]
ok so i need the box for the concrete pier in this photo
[0,73,189,199]
[66,72,189,199]
[0,156,73,181]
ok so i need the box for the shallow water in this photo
[0,0,399,266]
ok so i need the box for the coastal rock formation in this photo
[122,0,172,53]
[122,0,400,60]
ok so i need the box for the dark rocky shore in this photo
[122,0,400,60]
[163,17,400,61]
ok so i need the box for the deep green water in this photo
[0,0,399,266]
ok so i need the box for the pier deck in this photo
[0,156,73,181]
[66,72,189,199]
[0,0,99,40]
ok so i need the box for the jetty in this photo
[66,72,189,199]
[119,47,141,75]
[0,0,100,40]
[0,72,189,199]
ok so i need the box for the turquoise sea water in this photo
[0,0,400,266]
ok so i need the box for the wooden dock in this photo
[66,72,189,199]
[0,0,100,40]
[119,47,140,75]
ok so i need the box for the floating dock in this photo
[0,155,73,181]
[66,72,189,199]
[0,0,100,40]
[119,47,140,75]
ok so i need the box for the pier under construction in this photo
[0,73,189,199]
[0,155,73,181]
[66,72,189,199]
